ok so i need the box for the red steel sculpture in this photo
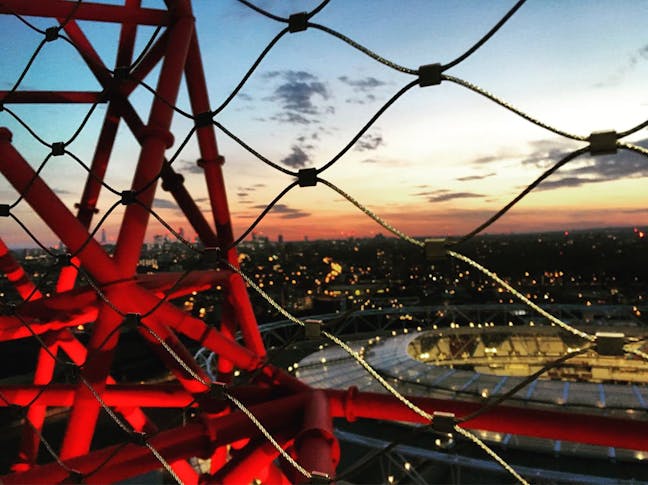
[0,1,646,483]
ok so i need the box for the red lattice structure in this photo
[0,1,647,484]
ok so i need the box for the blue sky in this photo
[0,0,646,246]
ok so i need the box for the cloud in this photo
[53,188,72,195]
[355,132,384,152]
[153,198,178,209]
[280,145,310,168]
[415,189,485,203]
[527,138,648,190]
[457,173,495,181]
[274,77,328,112]
[339,76,387,92]
[594,43,648,87]
[177,160,203,174]
[471,154,502,165]
[251,203,310,219]
[339,75,386,104]
[270,112,312,125]
[237,92,253,101]
[521,139,579,168]
[264,70,315,82]
[264,70,330,123]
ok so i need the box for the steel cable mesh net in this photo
[0,0,646,483]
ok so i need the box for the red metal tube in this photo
[57,330,159,434]
[0,238,42,301]
[0,129,123,283]
[184,30,266,359]
[149,296,263,371]
[326,388,648,452]
[0,91,104,104]
[0,0,169,25]
[113,14,193,272]
[0,384,192,408]
[12,335,59,472]
[293,390,339,482]
[59,302,125,459]
[3,393,309,484]
[213,433,295,485]
[75,0,139,230]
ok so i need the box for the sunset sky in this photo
[0,0,646,247]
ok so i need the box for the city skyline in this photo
[0,0,646,247]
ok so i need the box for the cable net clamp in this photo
[201,247,222,268]
[309,471,331,484]
[424,238,447,261]
[45,27,59,42]
[194,111,214,128]
[595,331,625,356]
[418,63,443,87]
[304,319,323,340]
[298,168,318,187]
[432,411,456,434]
[3,303,17,316]
[588,130,617,155]
[130,431,149,447]
[289,12,309,33]
[161,173,185,191]
[120,190,137,205]
[51,142,65,156]
[56,252,73,267]
[65,470,85,484]
[208,382,227,401]
[113,66,130,80]
[123,313,142,332]
[74,202,100,214]
[0,204,9,217]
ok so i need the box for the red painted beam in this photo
[3,393,309,484]
[0,384,193,408]
[0,91,104,104]
[327,388,648,452]
[0,0,168,25]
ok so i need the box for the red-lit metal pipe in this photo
[113,13,193,272]
[3,392,309,484]
[293,390,339,482]
[0,128,123,283]
[214,433,295,485]
[0,0,169,25]
[57,331,159,434]
[12,336,59,472]
[184,29,266,359]
[0,384,192,408]
[0,238,42,301]
[0,91,104,104]
[75,0,138,231]
[326,388,648,451]
[59,302,125,459]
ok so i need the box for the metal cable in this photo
[1,2,644,482]
[442,0,526,70]
[448,250,596,342]
[454,147,590,245]
[308,23,417,74]
[443,74,588,141]
[316,80,419,174]
[318,177,424,247]
[225,391,312,480]
[224,260,433,422]
[454,425,529,485]
[457,346,592,423]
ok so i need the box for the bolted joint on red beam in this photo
[197,155,225,168]
[141,125,175,148]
